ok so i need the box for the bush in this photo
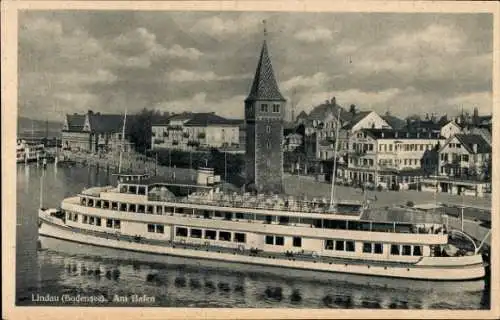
[406,201,415,207]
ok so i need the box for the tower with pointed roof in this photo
[244,23,286,193]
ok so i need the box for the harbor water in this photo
[16,163,490,309]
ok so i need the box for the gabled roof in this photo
[307,102,351,122]
[296,110,308,119]
[65,114,86,131]
[245,40,285,102]
[88,114,125,133]
[382,114,406,130]
[183,113,242,127]
[454,134,491,154]
[341,111,371,130]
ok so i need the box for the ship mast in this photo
[329,108,341,211]
[118,109,127,174]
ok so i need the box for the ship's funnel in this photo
[197,167,215,186]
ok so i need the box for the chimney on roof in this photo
[88,110,93,114]
[417,132,420,138]
[331,96,336,105]
[381,132,384,138]
[395,132,398,138]
[472,144,478,153]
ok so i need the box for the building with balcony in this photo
[344,129,444,189]
[151,112,242,151]
[438,134,491,180]
[61,111,133,154]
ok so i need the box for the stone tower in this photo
[244,30,286,193]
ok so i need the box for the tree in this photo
[127,108,166,153]
[349,104,357,115]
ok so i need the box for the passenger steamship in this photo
[38,167,486,281]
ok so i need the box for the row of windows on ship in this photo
[79,196,440,234]
[65,211,424,257]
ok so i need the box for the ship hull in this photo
[39,214,486,282]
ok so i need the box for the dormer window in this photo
[272,104,280,113]
[261,104,268,112]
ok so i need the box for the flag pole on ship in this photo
[329,108,341,211]
[118,109,127,174]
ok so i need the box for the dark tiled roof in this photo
[454,134,491,154]
[88,114,125,133]
[66,114,86,131]
[307,103,351,122]
[184,113,242,127]
[363,128,442,140]
[296,110,308,119]
[245,40,285,102]
[342,111,371,130]
[382,114,406,130]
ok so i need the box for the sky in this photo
[18,11,493,122]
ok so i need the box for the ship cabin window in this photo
[293,237,302,247]
[278,216,289,225]
[219,231,231,241]
[83,215,88,224]
[164,206,173,214]
[120,203,127,211]
[176,227,188,237]
[156,225,164,234]
[177,208,184,214]
[203,210,211,219]
[156,206,163,215]
[325,240,334,250]
[224,212,233,221]
[120,185,127,193]
[235,212,244,219]
[402,245,412,256]
[88,199,94,207]
[146,205,153,214]
[129,204,137,213]
[390,244,400,255]
[148,224,155,233]
[72,213,78,222]
[275,236,284,246]
[205,230,216,240]
[103,201,109,209]
[138,205,145,213]
[335,240,344,251]
[111,202,118,210]
[234,233,246,243]
[129,186,137,194]
[413,246,422,256]
[114,220,121,229]
[89,216,95,225]
[81,198,86,206]
[265,235,274,245]
[96,217,101,226]
[96,200,102,208]
[265,215,273,224]
[190,229,202,238]
[106,219,113,228]
[346,241,355,252]
[138,186,146,195]
[363,242,372,253]
[374,243,383,254]
[214,211,223,218]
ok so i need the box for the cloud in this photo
[190,15,262,36]
[294,27,334,42]
[155,93,246,118]
[167,69,251,82]
[281,72,331,91]
[165,44,203,60]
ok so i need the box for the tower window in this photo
[266,126,271,133]
[261,104,268,112]
[267,141,271,149]
[273,104,280,113]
